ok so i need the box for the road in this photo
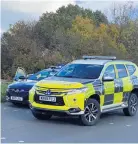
[1,102,138,143]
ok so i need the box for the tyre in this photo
[32,111,52,120]
[79,99,101,126]
[123,92,138,116]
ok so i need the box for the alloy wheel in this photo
[84,103,99,122]
[129,94,138,114]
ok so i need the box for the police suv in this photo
[29,56,138,126]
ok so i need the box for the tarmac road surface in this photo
[1,102,138,143]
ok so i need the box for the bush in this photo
[1,82,11,102]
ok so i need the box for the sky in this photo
[1,0,138,35]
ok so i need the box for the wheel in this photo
[79,99,101,126]
[123,92,138,116]
[32,111,52,120]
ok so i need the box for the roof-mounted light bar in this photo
[82,56,116,60]
[50,65,63,69]
[50,66,57,69]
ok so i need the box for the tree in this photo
[1,21,46,78]
[35,4,108,50]
[69,16,127,58]
[111,2,138,62]
[93,10,108,26]
[1,3,137,79]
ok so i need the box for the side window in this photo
[116,64,128,78]
[126,65,136,75]
[104,65,116,79]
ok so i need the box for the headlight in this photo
[67,87,88,95]
[35,85,41,89]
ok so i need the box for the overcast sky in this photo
[1,0,138,35]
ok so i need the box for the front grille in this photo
[7,89,29,101]
[36,90,64,95]
[34,93,65,106]
[8,89,28,96]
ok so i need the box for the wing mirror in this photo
[13,77,18,81]
[102,75,114,82]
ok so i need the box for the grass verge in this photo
[1,81,11,102]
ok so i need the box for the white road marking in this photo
[109,123,114,125]
[18,140,24,143]
[13,110,19,112]
[1,137,6,140]
[126,124,131,127]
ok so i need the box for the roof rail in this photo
[82,56,116,60]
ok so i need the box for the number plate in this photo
[39,96,56,102]
[11,96,23,101]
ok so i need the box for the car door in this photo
[114,64,130,104]
[126,64,137,90]
[103,65,116,105]
[13,67,27,81]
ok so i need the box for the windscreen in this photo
[28,69,59,81]
[28,70,50,81]
[56,64,103,79]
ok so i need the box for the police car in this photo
[29,56,138,126]
[6,66,63,105]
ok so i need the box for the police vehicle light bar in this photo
[50,65,63,69]
[50,66,57,69]
[82,56,116,60]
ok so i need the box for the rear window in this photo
[126,65,136,75]
[116,64,128,78]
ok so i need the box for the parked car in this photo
[6,66,63,105]
[29,56,138,126]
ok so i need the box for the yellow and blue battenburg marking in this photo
[29,60,138,112]
[84,74,138,107]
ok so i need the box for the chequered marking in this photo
[100,95,104,106]
[114,79,123,93]
[104,94,114,105]
[123,92,130,102]
[131,76,138,89]
[86,75,138,107]
[113,92,123,104]
[104,82,115,95]
[93,80,104,95]
[93,85,104,95]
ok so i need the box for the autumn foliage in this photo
[1,4,138,79]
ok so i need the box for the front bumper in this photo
[29,90,86,115]
[30,105,84,115]
[6,91,29,104]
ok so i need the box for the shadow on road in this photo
[4,102,29,109]
[2,102,130,126]
[100,110,124,118]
